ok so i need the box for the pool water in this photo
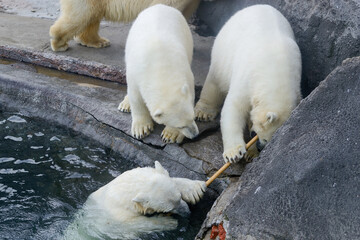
[0,109,206,240]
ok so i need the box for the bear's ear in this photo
[181,84,189,95]
[154,109,163,118]
[266,112,278,124]
[155,161,169,176]
[132,192,148,205]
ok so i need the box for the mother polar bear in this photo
[195,5,302,162]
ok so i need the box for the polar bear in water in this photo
[63,161,206,239]
[195,5,302,162]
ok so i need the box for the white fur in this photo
[121,4,199,143]
[195,5,302,163]
[49,0,200,51]
[63,161,206,239]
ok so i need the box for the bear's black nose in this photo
[250,131,257,138]
[256,140,264,152]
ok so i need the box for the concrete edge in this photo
[0,45,126,83]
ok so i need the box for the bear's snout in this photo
[256,139,267,152]
[181,122,199,139]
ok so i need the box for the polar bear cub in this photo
[63,161,206,239]
[195,5,302,162]
[49,0,201,51]
[119,4,199,143]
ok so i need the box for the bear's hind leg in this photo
[161,126,184,143]
[195,75,225,122]
[128,89,154,139]
[74,20,110,48]
[221,93,250,163]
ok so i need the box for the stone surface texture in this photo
[0,12,214,86]
[196,57,360,240]
[197,0,360,96]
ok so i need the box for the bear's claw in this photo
[173,178,206,205]
[161,127,185,143]
[223,144,246,163]
[131,121,154,139]
[118,96,131,113]
[244,143,259,162]
[182,181,206,204]
[74,36,111,48]
[194,101,218,122]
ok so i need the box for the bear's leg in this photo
[221,93,250,163]
[161,126,185,143]
[128,89,154,139]
[195,75,225,121]
[118,95,131,113]
[49,17,76,51]
[74,20,110,48]
[50,11,94,52]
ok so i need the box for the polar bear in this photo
[49,0,201,51]
[195,5,302,163]
[63,161,206,239]
[118,4,199,143]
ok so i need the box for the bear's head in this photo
[131,162,183,215]
[151,84,199,139]
[251,111,289,151]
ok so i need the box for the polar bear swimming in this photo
[195,5,302,163]
[62,161,206,239]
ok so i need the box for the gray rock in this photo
[197,0,360,96]
[183,130,246,176]
[196,56,360,239]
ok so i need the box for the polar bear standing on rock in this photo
[49,0,201,51]
[195,5,302,163]
[63,161,206,239]
[119,4,199,143]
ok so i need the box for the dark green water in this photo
[0,109,205,240]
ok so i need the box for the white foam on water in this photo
[4,136,23,142]
[7,115,27,123]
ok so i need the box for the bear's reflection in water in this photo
[63,161,206,239]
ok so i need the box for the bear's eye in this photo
[178,126,186,129]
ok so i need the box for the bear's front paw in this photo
[118,96,131,113]
[181,180,206,204]
[173,178,206,205]
[50,39,69,52]
[131,120,154,139]
[194,101,218,122]
[223,144,246,163]
[244,144,259,162]
[161,126,184,143]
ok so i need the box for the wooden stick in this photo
[205,135,259,187]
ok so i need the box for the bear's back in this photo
[125,4,192,63]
